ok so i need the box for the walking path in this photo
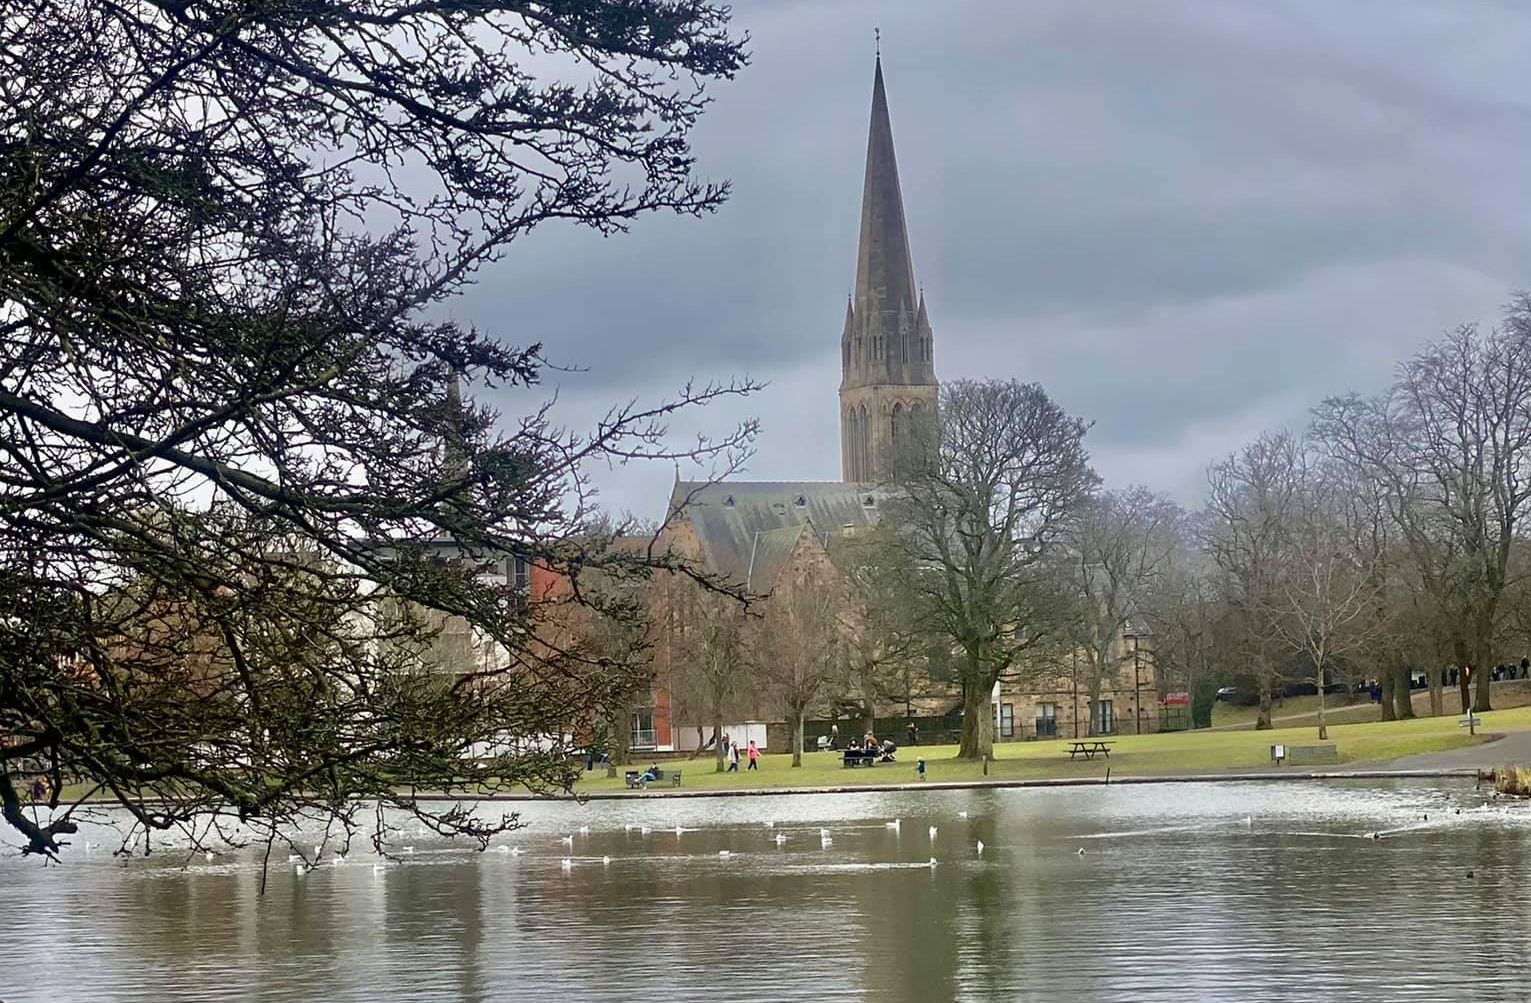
[1377,729,1531,772]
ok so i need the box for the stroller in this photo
[878,740,898,763]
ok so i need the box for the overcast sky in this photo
[452,0,1531,522]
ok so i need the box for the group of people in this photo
[720,734,760,772]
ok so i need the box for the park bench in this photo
[1067,740,1112,761]
[1271,743,1338,766]
[624,769,683,788]
[842,749,878,768]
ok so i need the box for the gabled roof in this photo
[667,480,893,586]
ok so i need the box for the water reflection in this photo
[4,780,1527,1001]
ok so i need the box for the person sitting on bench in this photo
[640,763,660,783]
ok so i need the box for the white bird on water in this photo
[578,826,590,835]
[820,834,833,848]
[674,825,684,837]
[718,850,731,858]
[603,856,611,866]
[640,826,652,835]
[927,857,938,868]
[286,853,303,863]
[928,826,938,840]
[774,834,787,846]
[819,827,831,838]
[205,851,216,862]
[561,858,572,870]
[766,820,775,828]
[885,819,901,831]
[561,834,575,845]
[624,823,635,832]
[958,811,969,819]
[1077,848,1087,856]
[976,840,985,856]
[294,863,309,876]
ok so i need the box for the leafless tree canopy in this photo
[0,1,752,860]
[876,379,1096,760]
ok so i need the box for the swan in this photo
[928,826,938,840]
[976,840,985,856]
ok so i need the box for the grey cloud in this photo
[462,0,1531,520]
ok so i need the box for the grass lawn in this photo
[578,705,1531,793]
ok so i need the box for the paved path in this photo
[1378,729,1531,772]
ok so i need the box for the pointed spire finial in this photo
[874,27,880,59]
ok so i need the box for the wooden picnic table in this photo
[1067,740,1112,761]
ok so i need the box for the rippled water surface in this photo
[5,779,1529,1002]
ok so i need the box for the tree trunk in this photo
[1085,659,1105,737]
[791,710,803,768]
[1255,682,1273,730]
[1473,629,1494,712]
[1379,666,1395,722]
[1315,662,1328,741]
[1458,670,1472,715]
[862,702,875,742]
[713,718,725,773]
[1393,665,1415,720]
[957,679,992,760]
[1427,667,1443,717]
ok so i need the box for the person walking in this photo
[830,723,840,749]
[728,740,741,772]
[746,740,760,771]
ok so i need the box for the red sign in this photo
[1163,692,1190,707]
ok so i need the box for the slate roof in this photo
[667,480,894,587]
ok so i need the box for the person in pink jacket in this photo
[746,740,760,771]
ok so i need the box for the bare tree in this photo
[876,380,1096,760]
[1204,432,1305,730]
[1062,487,1182,735]
[1259,458,1386,740]
[663,578,748,773]
[1314,303,1531,713]
[0,1,751,859]
[749,583,842,767]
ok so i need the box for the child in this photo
[746,740,760,771]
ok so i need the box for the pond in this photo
[4,779,1526,1002]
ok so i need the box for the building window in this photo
[1036,702,1058,739]
[630,708,656,749]
[1094,699,1115,735]
[512,555,530,592]
[999,702,1014,739]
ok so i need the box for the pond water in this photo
[3,779,1527,1002]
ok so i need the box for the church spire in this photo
[838,51,938,484]
[842,52,935,392]
[852,55,919,355]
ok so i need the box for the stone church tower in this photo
[840,55,938,483]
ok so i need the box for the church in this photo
[636,55,1161,753]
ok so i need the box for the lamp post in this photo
[1130,634,1143,735]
